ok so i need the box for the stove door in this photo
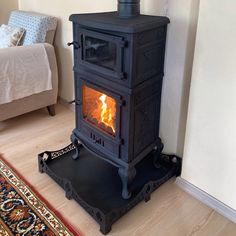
[79,29,126,80]
[75,78,124,161]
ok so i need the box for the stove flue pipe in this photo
[118,0,140,18]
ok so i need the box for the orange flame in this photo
[99,94,115,133]
[83,85,116,135]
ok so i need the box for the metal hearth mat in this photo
[38,143,181,234]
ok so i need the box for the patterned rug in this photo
[0,155,80,236]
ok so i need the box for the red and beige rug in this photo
[0,154,80,236]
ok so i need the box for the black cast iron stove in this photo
[38,1,181,234]
[70,0,169,199]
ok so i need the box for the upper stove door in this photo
[78,29,127,81]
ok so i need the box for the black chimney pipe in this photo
[118,0,140,18]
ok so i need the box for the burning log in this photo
[92,118,99,125]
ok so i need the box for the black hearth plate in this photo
[38,144,181,234]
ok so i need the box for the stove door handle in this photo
[67,41,80,49]
[68,100,75,104]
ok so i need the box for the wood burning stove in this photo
[38,1,182,234]
[69,0,169,199]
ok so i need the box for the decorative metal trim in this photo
[38,143,75,162]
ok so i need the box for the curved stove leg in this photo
[70,133,82,160]
[153,139,164,168]
[118,166,136,200]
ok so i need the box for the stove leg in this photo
[100,219,112,235]
[70,133,82,160]
[38,155,44,173]
[118,166,136,200]
[153,141,164,168]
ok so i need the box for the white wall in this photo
[0,0,18,24]
[18,0,199,156]
[182,0,236,210]
[143,0,200,155]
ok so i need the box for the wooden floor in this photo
[0,104,235,236]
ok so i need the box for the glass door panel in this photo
[79,29,125,80]
[84,36,117,71]
[83,85,117,136]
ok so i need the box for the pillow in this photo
[0,24,25,48]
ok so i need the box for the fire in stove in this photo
[83,85,116,135]
[99,94,116,133]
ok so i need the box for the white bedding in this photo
[0,44,52,105]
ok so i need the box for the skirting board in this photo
[59,97,75,112]
[176,177,236,224]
